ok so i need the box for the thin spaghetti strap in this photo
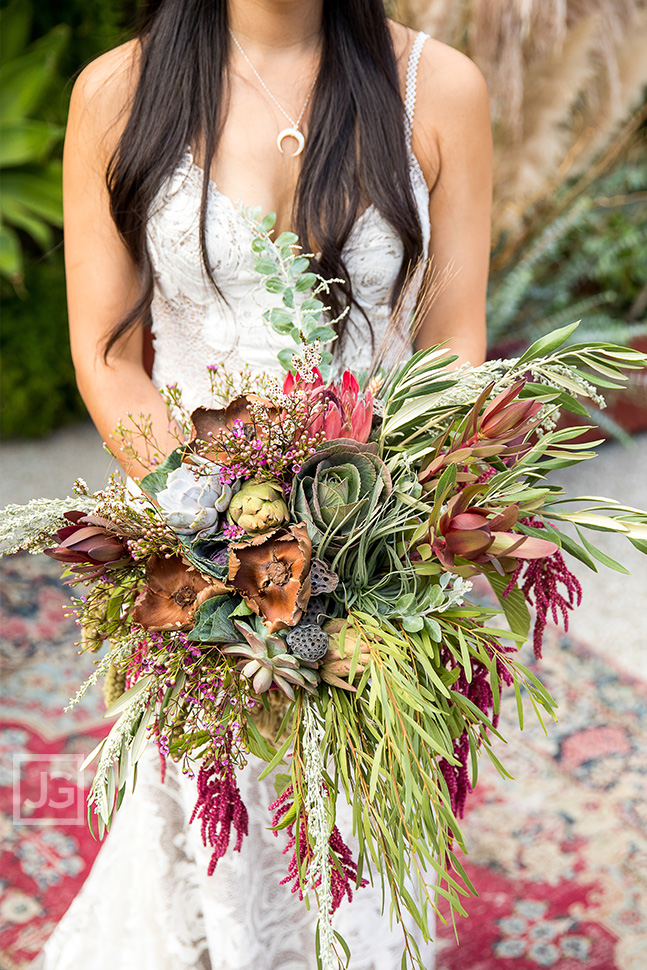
[404,31,430,149]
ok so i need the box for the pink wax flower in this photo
[283,368,373,443]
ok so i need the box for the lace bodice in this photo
[146,31,431,412]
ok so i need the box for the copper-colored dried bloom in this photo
[228,525,312,633]
[133,554,227,631]
[187,395,277,464]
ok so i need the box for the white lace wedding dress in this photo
[33,32,436,970]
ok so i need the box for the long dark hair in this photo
[105,0,424,358]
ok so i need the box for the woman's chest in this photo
[146,152,406,310]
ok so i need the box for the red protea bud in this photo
[431,494,558,570]
[43,511,131,581]
[479,381,543,441]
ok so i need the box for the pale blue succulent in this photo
[157,462,234,537]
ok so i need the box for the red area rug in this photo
[1,555,645,969]
[1,555,107,970]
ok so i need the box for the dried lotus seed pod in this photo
[286,623,329,662]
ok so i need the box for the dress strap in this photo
[404,31,430,149]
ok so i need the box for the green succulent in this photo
[227,478,289,534]
[291,439,392,551]
[223,621,319,700]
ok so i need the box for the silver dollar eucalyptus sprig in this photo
[238,205,348,379]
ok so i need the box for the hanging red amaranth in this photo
[190,750,249,875]
[504,518,583,658]
[269,784,366,911]
[438,633,516,818]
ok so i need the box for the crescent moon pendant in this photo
[277,127,305,157]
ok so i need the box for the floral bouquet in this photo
[3,210,647,969]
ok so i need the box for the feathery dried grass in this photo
[397,0,647,247]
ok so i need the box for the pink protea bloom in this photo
[283,368,373,443]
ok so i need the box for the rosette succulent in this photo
[227,478,289,534]
[291,439,392,550]
[157,462,233,537]
[223,622,319,699]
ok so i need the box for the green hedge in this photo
[0,247,87,437]
[32,1,139,83]
[1,0,140,438]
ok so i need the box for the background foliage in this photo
[1,0,645,438]
[0,0,139,438]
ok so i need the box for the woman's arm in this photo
[64,42,179,480]
[409,39,492,366]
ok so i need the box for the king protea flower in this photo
[283,368,373,443]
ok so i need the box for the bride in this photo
[34,1,491,967]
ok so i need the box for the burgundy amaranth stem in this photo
[504,518,583,658]
[269,784,366,911]
[190,750,249,876]
[438,631,517,819]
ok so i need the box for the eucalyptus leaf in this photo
[188,596,240,643]
[140,447,183,498]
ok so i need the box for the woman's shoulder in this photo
[389,22,488,108]
[67,39,141,154]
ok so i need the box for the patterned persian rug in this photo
[1,554,645,970]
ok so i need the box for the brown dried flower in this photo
[187,395,277,464]
[228,525,312,633]
[132,553,227,631]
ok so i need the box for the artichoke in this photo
[291,439,392,550]
[227,478,289,534]
[157,462,233,537]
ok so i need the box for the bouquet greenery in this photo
[2,210,646,969]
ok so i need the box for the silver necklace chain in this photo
[229,29,317,154]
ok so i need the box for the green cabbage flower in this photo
[291,439,392,550]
